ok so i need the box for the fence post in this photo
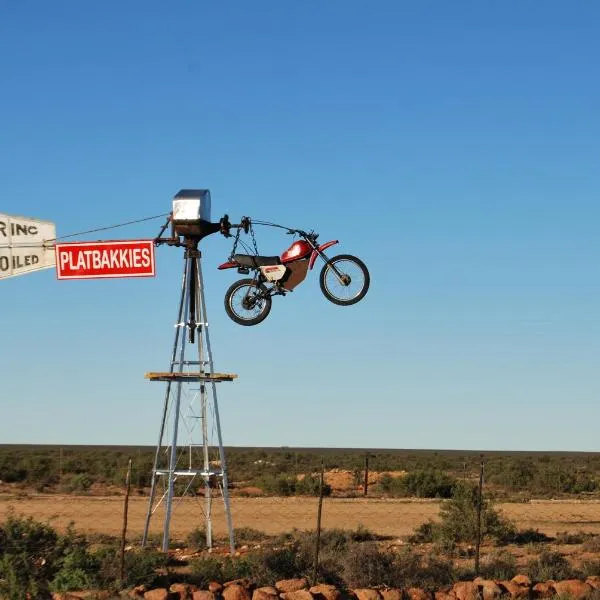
[313,458,325,585]
[120,459,133,582]
[363,453,369,496]
[474,454,484,575]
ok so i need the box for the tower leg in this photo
[198,260,236,554]
[142,258,188,547]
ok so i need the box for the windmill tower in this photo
[141,190,235,553]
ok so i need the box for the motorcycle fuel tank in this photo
[281,240,312,263]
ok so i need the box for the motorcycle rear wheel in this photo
[224,278,272,326]
[319,254,370,306]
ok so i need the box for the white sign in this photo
[0,213,56,280]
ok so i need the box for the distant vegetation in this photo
[0,445,599,499]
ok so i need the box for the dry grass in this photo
[1,494,599,542]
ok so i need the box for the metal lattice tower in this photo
[141,239,235,553]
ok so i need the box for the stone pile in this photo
[51,574,600,600]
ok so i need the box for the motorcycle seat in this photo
[233,254,282,267]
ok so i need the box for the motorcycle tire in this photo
[224,278,272,326]
[319,254,370,306]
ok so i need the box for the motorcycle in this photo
[217,216,370,326]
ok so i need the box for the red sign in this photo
[55,240,156,280]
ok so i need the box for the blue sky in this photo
[0,1,598,450]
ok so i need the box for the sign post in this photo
[0,214,56,279]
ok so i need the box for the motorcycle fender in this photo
[218,261,239,270]
[309,240,339,270]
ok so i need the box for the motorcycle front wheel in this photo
[319,254,370,306]
[224,278,272,326]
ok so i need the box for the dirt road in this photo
[1,495,599,541]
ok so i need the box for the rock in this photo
[193,592,217,600]
[553,580,593,600]
[475,580,502,600]
[452,582,478,600]
[253,589,279,600]
[353,590,381,600]
[281,592,314,600]
[51,594,86,600]
[587,577,600,591]
[171,583,197,600]
[144,590,170,600]
[225,580,252,590]
[256,588,279,596]
[252,587,279,600]
[532,582,555,599]
[406,589,432,600]
[310,586,341,600]
[511,576,531,588]
[496,582,529,600]
[209,583,224,594]
[380,590,402,600]
[129,585,148,598]
[223,584,251,600]
[276,579,310,593]
[434,590,456,600]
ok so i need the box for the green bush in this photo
[342,542,395,588]
[479,551,517,580]
[409,482,516,549]
[66,473,92,493]
[583,536,600,553]
[296,474,332,497]
[186,527,207,550]
[526,551,576,582]
[234,527,269,543]
[190,555,227,587]
[51,545,99,592]
[95,546,168,589]
[581,560,600,578]
[555,531,589,545]
[378,470,456,498]
[0,514,62,599]
[505,528,552,545]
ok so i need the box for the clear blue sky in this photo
[1,1,598,451]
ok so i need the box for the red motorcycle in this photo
[217,217,370,326]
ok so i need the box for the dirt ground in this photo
[1,494,599,542]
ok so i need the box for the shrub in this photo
[479,551,517,580]
[234,527,269,543]
[0,514,62,599]
[190,556,227,587]
[95,546,168,589]
[583,536,600,553]
[378,470,456,498]
[349,524,377,542]
[409,482,516,549]
[526,551,576,582]
[342,542,395,588]
[66,473,92,493]
[581,560,600,578]
[186,527,207,550]
[403,470,456,498]
[296,474,332,497]
[51,545,99,592]
[555,531,588,545]
[505,528,552,545]
[256,475,297,496]
[408,521,436,544]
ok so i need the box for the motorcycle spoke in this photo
[323,259,365,302]
[230,285,265,320]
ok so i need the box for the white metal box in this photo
[172,189,212,223]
